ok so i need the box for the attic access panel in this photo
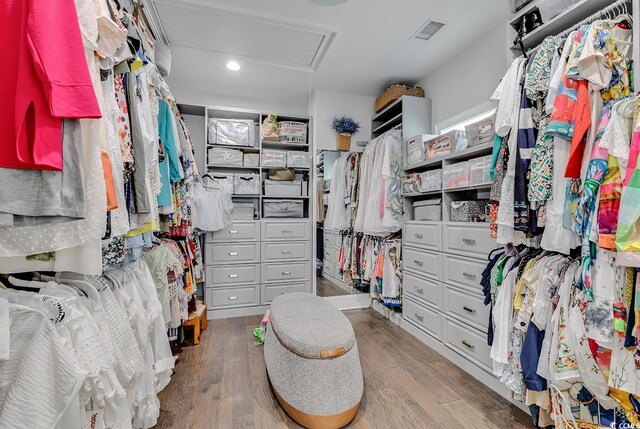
[151,1,336,71]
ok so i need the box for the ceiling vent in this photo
[411,19,445,41]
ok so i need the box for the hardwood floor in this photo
[315,276,350,297]
[156,309,533,429]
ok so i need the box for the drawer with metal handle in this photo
[443,223,494,259]
[206,264,260,287]
[443,286,490,332]
[262,282,310,305]
[323,245,339,263]
[403,270,440,307]
[262,220,310,241]
[207,286,260,309]
[324,231,341,248]
[443,254,485,291]
[442,316,492,371]
[403,221,441,251]
[403,247,440,280]
[205,243,260,265]
[262,261,310,283]
[262,241,311,263]
[323,259,336,278]
[206,221,260,243]
[403,298,440,339]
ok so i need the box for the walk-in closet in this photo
[2,0,640,428]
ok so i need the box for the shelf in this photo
[207,164,260,170]
[231,194,260,198]
[372,97,403,122]
[207,144,260,152]
[372,112,403,135]
[405,142,494,172]
[262,141,310,150]
[262,195,310,199]
[444,183,492,192]
[402,189,442,197]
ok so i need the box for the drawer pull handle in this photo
[416,288,424,294]
[414,233,423,239]
[229,230,239,235]
[229,274,238,278]
[463,272,477,280]
[463,306,476,314]
[462,340,475,350]
[229,252,238,256]
[228,296,238,301]
[414,313,424,322]
[282,271,291,275]
[414,260,424,266]
[462,238,476,245]
[281,250,291,254]
[282,229,292,234]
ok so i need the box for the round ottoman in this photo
[264,293,363,429]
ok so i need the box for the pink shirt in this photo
[1,0,101,171]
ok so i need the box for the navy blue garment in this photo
[482,253,503,346]
[521,322,547,391]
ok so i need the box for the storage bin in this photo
[419,169,442,192]
[508,0,534,12]
[413,199,442,221]
[232,202,257,220]
[287,151,310,168]
[208,118,256,147]
[450,200,488,223]
[465,115,495,148]
[469,155,492,186]
[263,200,304,218]
[443,161,470,189]
[402,173,421,195]
[243,153,260,167]
[264,180,302,197]
[406,134,431,165]
[205,174,234,192]
[208,147,243,166]
[447,130,468,152]
[537,0,577,22]
[278,121,308,144]
[262,150,287,167]
[234,173,260,195]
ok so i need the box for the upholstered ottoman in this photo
[264,293,363,429]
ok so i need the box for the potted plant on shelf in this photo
[332,116,360,151]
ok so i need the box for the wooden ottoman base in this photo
[272,387,360,429]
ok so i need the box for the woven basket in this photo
[375,84,425,113]
[336,133,351,151]
[549,385,609,429]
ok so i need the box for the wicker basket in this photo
[549,385,609,429]
[336,133,351,151]
[375,84,425,113]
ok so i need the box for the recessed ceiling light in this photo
[226,61,240,71]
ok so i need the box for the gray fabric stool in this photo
[265,293,363,429]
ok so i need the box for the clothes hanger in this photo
[6,276,46,290]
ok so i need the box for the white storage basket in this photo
[264,180,302,197]
[234,173,260,195]
[243,153,260,167]
[443,161,470,189]
[263,150,287,168]
[469,155,492,186]
[232,202,257,220]
[208,118,256,147]
[287,151,309,168]
[413,199,442,221]
[208,147,243,166]
[263,200,304,218]
[204,174,234,193]
[419,169,442,192]
[277,121,307,143]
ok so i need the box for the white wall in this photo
[418,25,509,128]
[311,90,375,153]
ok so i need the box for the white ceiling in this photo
[157,0,509,103]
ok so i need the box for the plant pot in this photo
[336,133,351,151]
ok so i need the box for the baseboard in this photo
[207,305,270,320]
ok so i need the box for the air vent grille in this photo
[412,19,445,41]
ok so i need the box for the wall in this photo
[418,24,509,128]
[311,90,376,153]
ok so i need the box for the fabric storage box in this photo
[264,180,302,197]
[234,173,260,195]
[263,200,304,218]
[406,134,432,166]
[538,0,577,22]
[278,121,307,144]
[450,200,488,222]
[208,147,243,166]
[469,155,492,186]
[446,130,468,152]
[413,199,442,221]
[465,115,495,148]
[232,202,257,220]
[205,174,234,192]
[208,118,256,147]
[443,161,470,189]
[243,153,260,167]
[425,135,452,159]
[287,151,309,168]
[263,150,287,168]
[419,169,442,192]
[402,173,421,194]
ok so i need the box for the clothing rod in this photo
[557,0,632,39]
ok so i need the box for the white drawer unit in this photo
[324,231,341,248]
[324,245,339,263]
[403,271,440,308]
[262,261,310,283]
[443,287,490,332]
[403,298,440,339]
[403,247,440,280]
[206,264,260,287]
[323,259,336,278]
[205,243,260,265]
[262,241,311,263]
[442,316,492,372]
[262,282,310,305]
[442,254,485,292]
[207,221,260,243]
[207,286,260,309]
[443,223,494,260]
[403,222,441,251]
[262,220,310,241]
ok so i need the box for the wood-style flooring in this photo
[315,276,350,297]
[155,309,532,429]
